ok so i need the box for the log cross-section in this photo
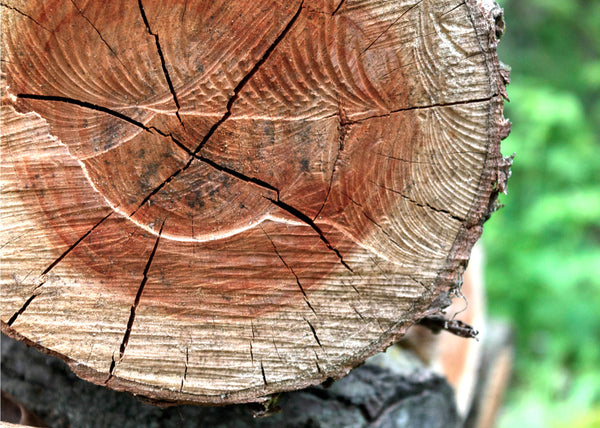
[1,0,511,404]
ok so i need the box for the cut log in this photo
[0,0,511,404]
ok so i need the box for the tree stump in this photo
[0,0,511,405]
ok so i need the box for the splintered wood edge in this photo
[0,0,511,405]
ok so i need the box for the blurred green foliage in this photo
[483,1,600,427]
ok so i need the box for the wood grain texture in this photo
[1,0,511,404]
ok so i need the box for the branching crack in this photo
[124,1,304,212]
[184,0,304,157]
[42,211,113,276]
[261,226,316,315]
[138,0,184,127]
[305,318,323,348]
[109,221,164,381]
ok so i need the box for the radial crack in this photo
[198,156,279,197]
[15,94,194,161]
[1,3,53,33]
[69,0,130,72]
[368,180,465,222]
[138,0,184,127]
[361,0,423,55]
[410,275,432,292]
[305,318,323,348]
[273,338,283,361]
[349,94,499,124]
[361,209,408,252]
[110,221,164,380]
[442,1,466,17]
[332,0,346,16]
[261,226,317,315]
[268,198,353,272]
[180,347,189,392]
[6,293,38,326]
[313,106,350,221]
[351,305,367,323]
[260,362,268,385]
[42,211,113,276]
[17,94,147,129]
[125,2,304,211]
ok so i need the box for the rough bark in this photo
[1,0,510,404]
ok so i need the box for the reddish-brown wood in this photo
[1,0,510,404]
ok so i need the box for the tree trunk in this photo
[0,0,510,405]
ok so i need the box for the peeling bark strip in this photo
[1,0,510,404]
